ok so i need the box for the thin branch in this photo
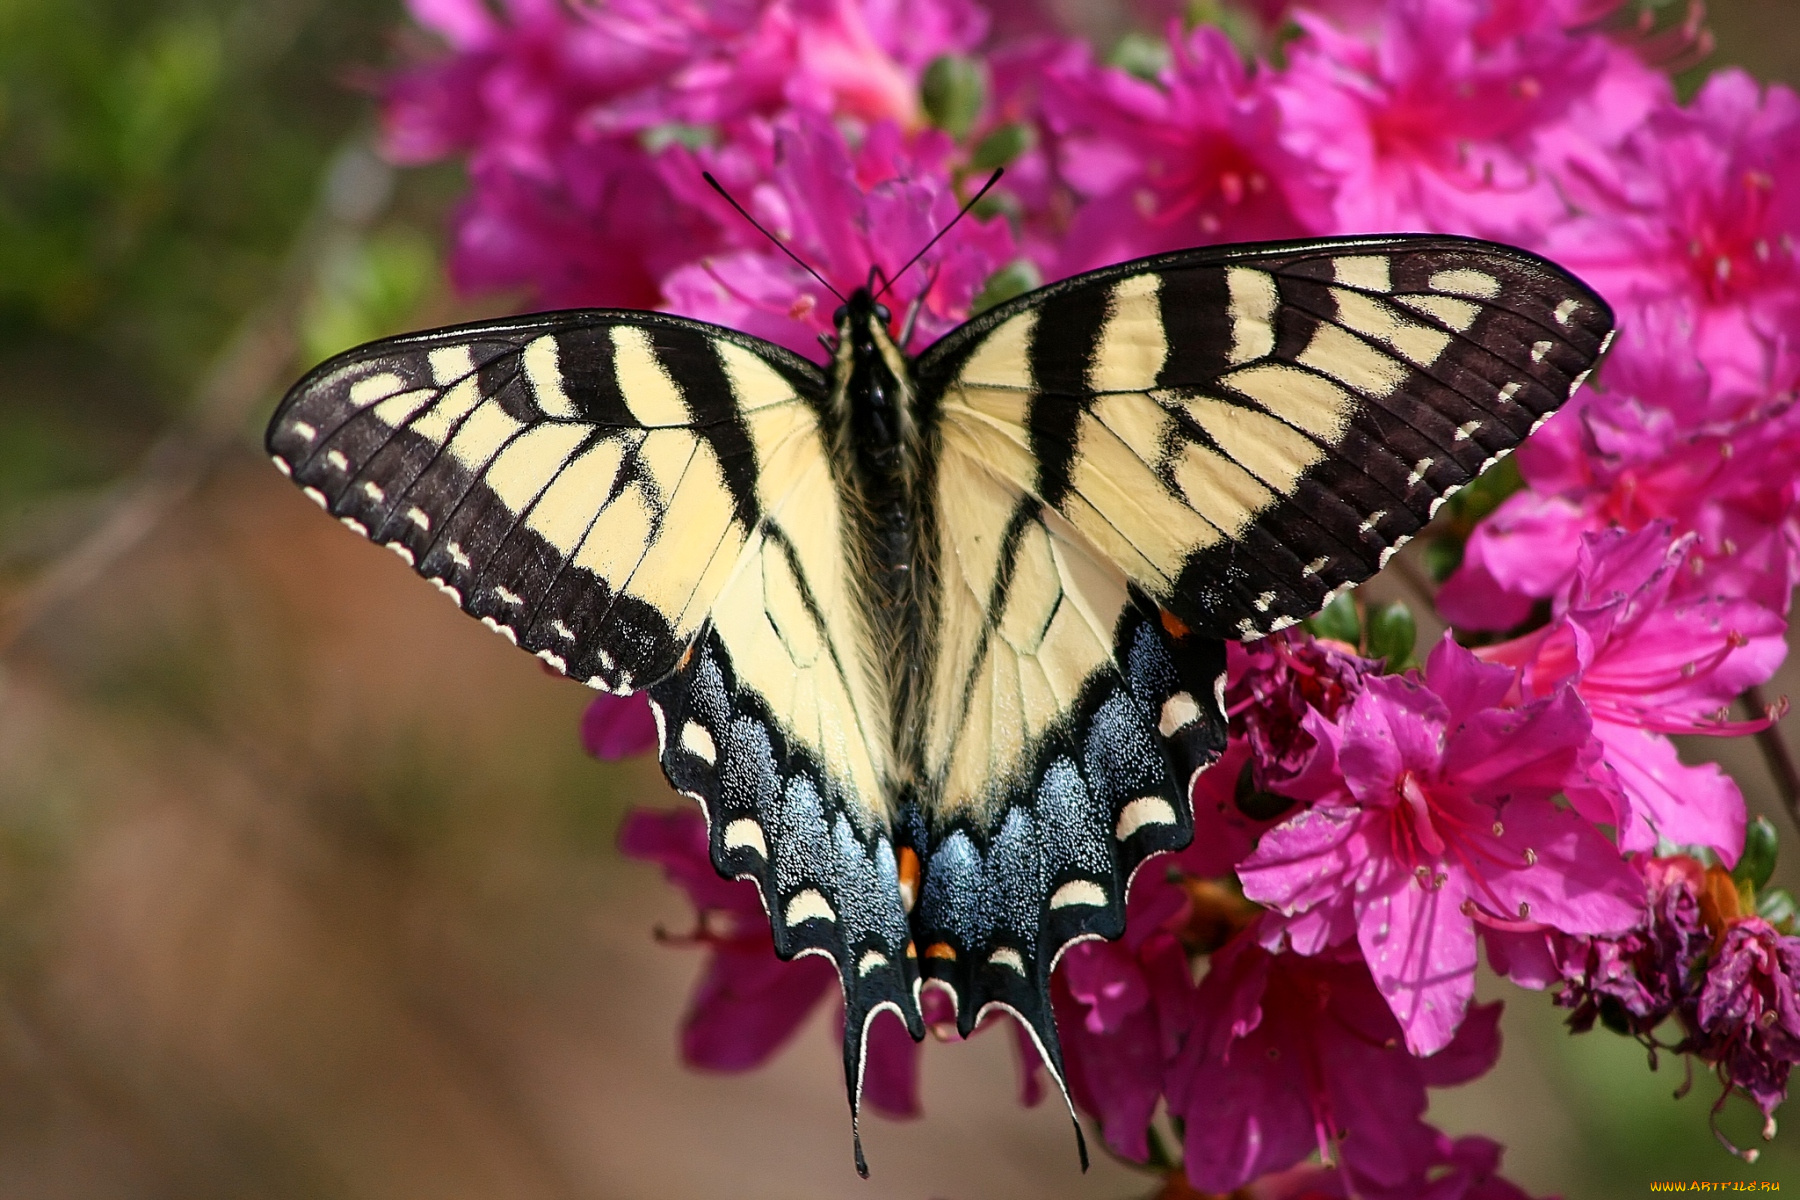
[1743,683,1800,835]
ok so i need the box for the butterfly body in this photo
[828,288,933,783]
[266,234,1614,1173]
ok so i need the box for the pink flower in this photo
[1240,636,1642,1053]
[1692,916,1800,1121]
[589,0,990,136]
[382,0,991,312]
[1228,631,1376,800]
[1273,0,1665,242]
[1169,933,1504,1196]
[1439,310,1800,625]
[618,806,840,1073]
[1548,71,1800,395]
[381,0,717,308]
[1476,524,1787,860]
[1040,26,1332,275]
[1247,1134,1542,1200]
[1046,747,1294,1165]
[658,114,1015,359]
[1486,854,1711,1036]
[1051,934,1187,1161]
[581,693,660,759]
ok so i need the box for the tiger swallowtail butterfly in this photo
[266,231,1613,1174]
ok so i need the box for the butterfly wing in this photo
[907,235,1613,1085]
[267,313,921,1163]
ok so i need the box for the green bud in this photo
[970,122,1033,172]
[1366,601,1418,672]
[639,122,715,153]
[1107,31,1171,80]
[1757,887,1797,933]
[971,259,1041,315]
[921,55,985,139]
[1305,590,1360,647]
[1422,536,1465,584]
[1734,815,1779,892]
[1444,456,1523,530]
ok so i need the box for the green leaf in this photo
[1422,536,1464,584]
[1107,31,1170,80]
[1183,0,1262,55]
[639,122,715,153]
[1305,590,1359,647]
[1442,455,1524,532]
[301,226,436,363]
[1733,815,1778,892]
[920,54,985,139]
[1757,886,1797,933]
[969,122,1032,172]
[1366,601,1418,672]
[971,259,1040,315]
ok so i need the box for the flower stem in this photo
[1743,684,1800,834]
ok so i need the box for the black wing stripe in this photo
[467,427,613,622]
[1084,404,1329,622]
[1275,284,1486,468]
[268,310,830,692]
[1165,405,1377,600]
[1283,283,1539,455]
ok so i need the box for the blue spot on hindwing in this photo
[923,831,987,946]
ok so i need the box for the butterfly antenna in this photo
[898,265,938,349]
[873,168,1005,301]
[702,171,846,304]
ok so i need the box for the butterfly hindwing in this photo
[905,407,1230,1091]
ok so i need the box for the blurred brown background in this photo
[1,1,1797,1196]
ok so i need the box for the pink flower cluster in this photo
[386,0,1800,1190]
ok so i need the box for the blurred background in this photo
[0,1,1797,1196]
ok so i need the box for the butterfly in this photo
[266,229,1612,1173]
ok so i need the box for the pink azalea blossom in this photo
[588,0,990,136]
[618,805,839,1075]
[1170,933,1504,1196]
[1475,524,1787,859]
[1273,0,1665,242]
[1548,71,1800,395]
[1049,742,1296,1164]
[1247,1134,1542,1200]
[1051,898,1190,1161]
[382,0,991,310]
[1240,635,1643,1053]
[581,692,660,760]
[1485,854,1711,1036]
[1227,631,1376,799]
[1440,314,1800,625]
[658,114,1015,359]
[1040,25,1332,275]
[382,0,717,307]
